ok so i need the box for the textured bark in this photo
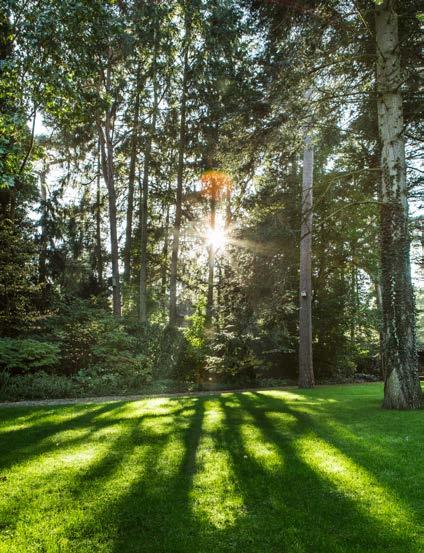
[161,184,171,295]
[38,165,48,285]
[98,107,121,317]
[95,150,103,286]
[123,82,141,284]
[298,135,314,388]
[139,28,159,324]
[375,0,422,409]
[169,8,191,326]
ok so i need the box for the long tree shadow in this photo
[50,396,206,552]
[0,399,200,535]
[0,402,127,471]
[217,393,420,553]
[109,396,206,552]
[251,390,424,522]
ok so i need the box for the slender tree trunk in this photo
[139,30,159,324]
[298,135,314,388]
[169,8,191,326]
[375,0,421,409]
[98,112,121,317]
[161,182,171,295]
[38,164,48,285]
[206,195,216,325]
[95,148,103,287]
[124,81,141,284]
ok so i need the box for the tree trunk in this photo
[38,164,48,285]
[298,135,314,388]
[139,29,159,324]
[169,8,191,326]
[123,81,141,284]
[95,148,103,287]
[206,195,216,325]
[161,182,171,296]
[375,0,422,409]
[98,112,121,317]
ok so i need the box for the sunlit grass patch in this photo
[0,384,423,552]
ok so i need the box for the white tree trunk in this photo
[298,137,314,388]
[375,0,422,408]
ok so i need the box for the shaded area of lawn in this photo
[0,383,423,552]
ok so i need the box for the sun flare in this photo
[206,226,227,250]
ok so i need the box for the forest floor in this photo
[0,383,423,552]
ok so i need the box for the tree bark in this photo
[169,7,191,326]
[206,194,216,326]
[38,164,48,285]
[298,135,314,388]
[95,147,103,287]
[375,0,422,409]
[139,28,159,324]
[98,109,121,317]
[123,79,141,284]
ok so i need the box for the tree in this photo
[375,0,422,408]
[298,134,314,388]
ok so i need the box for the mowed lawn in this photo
[0,384,423,553]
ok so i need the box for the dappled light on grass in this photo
[295,434,418,537]
[0,385,423,552]
[189,400,243,530]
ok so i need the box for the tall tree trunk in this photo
[298,135,314,388]
[95,148,103,287]
[38,164,48,285]
[375,0,421,409]
[206,195,216,325]
[169,7,191,326]
[161,181,171,296]
[139,28,159,324]
[124,81,141,284]
[98,111,121,317]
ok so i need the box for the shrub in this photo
[0,338,60,374]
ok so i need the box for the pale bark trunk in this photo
[375,0,421,408]
[95,149,103,287]
[206,196,216,326]
[139,30,159,324]
[98,113,121,317]
[169,9,191,326]
[38,165,48,285]
[298,135,314,388]
[124,82,141,284]
[161,183,171,296]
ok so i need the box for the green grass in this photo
[0,383,423,552]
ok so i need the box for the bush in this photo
[205,327,260,385]
[0,338,60,374]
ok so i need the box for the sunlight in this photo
[206,225,227,250]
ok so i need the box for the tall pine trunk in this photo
[375,0,422,409]
[95,147,103,287]
[98,110,121,317]
[38,164,48,285]
[298,135,314,388]
[206,195,216,325]
[169,7,191,326]
[124,79,141,284]
[139,27,159,324]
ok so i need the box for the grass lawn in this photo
[0,383,423,552]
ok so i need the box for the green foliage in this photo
[0,338,60,373]
[205,327,261,384]
[0,219,39,336]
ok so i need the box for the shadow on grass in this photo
[251,390,424,522]
[221,392,420,552]
[2,390,422,553]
